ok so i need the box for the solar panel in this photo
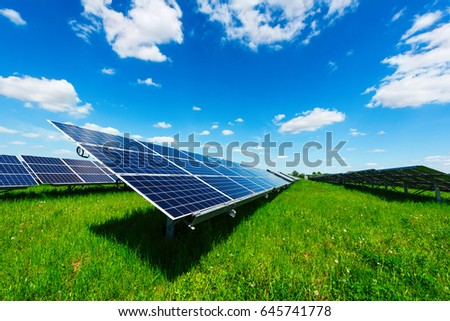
[120,175,232,219]
[0,155,38,189]
[62,158,115,184]
[22,155,84,185]
[311,165,450,200]
[49,120,292,224]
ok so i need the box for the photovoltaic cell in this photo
[121,175,232,219]
[22,155,83,185]
[0,155,38,188]
[200,176,254,199]
[62,158,114,184]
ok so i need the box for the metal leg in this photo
[403,182,408,196]
[166,217,176,240]
[435,184,441,202]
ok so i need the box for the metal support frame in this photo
[403,182,408,196]
[166,217,177,240]
[434,184,441,202]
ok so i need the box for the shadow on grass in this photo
[342,184,448,204]
[89,195,273,280]
[0,184,132,201]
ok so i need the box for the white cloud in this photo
[101,67,116,75]
[22,133,41,138]
[366,162,377,166]
[10,141,26,145]
[346,49,354,56]
[391,7,406,22]
[147,136,175,143]
[235,117,244,123]
[198,130,210,136]
[222,129,234,136]
[328,60,338,72]
[0,75,92,117]
[377,130,387,135]
[137,78,161,87]
[32,145,44,149]
[82,123,121,135]
[368,149,386,153]
[153,121,172,129]
[131,134,143,140]
[0,8,26,26]
[193,106,202,111]
[0,126,19,134]
[424,155,450,164]
[349,128,366,136]
[227,121,234,126]
[278,108,345,134]
[78,0,183,62]
[366,11,450,108]
[53,149,75,155]
[401,10,442,40]
[197,0,358,49]
[69,18,101,43]
[272,114,286,124]
[211,123,219,129]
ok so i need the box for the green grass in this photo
[1,181,449,300]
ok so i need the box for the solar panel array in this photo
[0,155,38,189]
[21,155,116,186]
[49,121,292,222]
[310,166,450,199]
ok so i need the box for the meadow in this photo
[1,180,449,301]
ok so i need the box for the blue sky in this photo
[0,0,449,174]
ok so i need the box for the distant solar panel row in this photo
[49,121,292,222]
[310,166,450,195]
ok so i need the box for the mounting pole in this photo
[403,182,408,196]
[434,184,441,202]
[166,217,176,240]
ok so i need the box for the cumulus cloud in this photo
[101,67,116,75]
[366,10,450,108]
[211,123,219,129]
[153,121,172,129]
[75,0,183,62]
[368,149,386,153]
[193,106,202,111]
[21,133,41,138]
[147,136,175,143]
[82,123,121,135]
[131,134,143,140]
[377,130,387,135]
[0,75,93,117]
[222,129,234,136]
[137,78,161,87]
[197,0,358,49]
[424,155,450,164]
[0,8,26,26]
[277,108,345,134]
[272,114,286,124]
[0,126,19,134]
[235,117,244,123]
[198,130,210,136]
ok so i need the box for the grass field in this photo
[1,180,449,301]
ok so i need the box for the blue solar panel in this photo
[80,145,187,175]
[50,121,141,151]
[201,176,253,199]
[49,120,293,222]
[121,175,232,219]
[22,155,83,185]
[0,155,38,188]
[62,158,115,184]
